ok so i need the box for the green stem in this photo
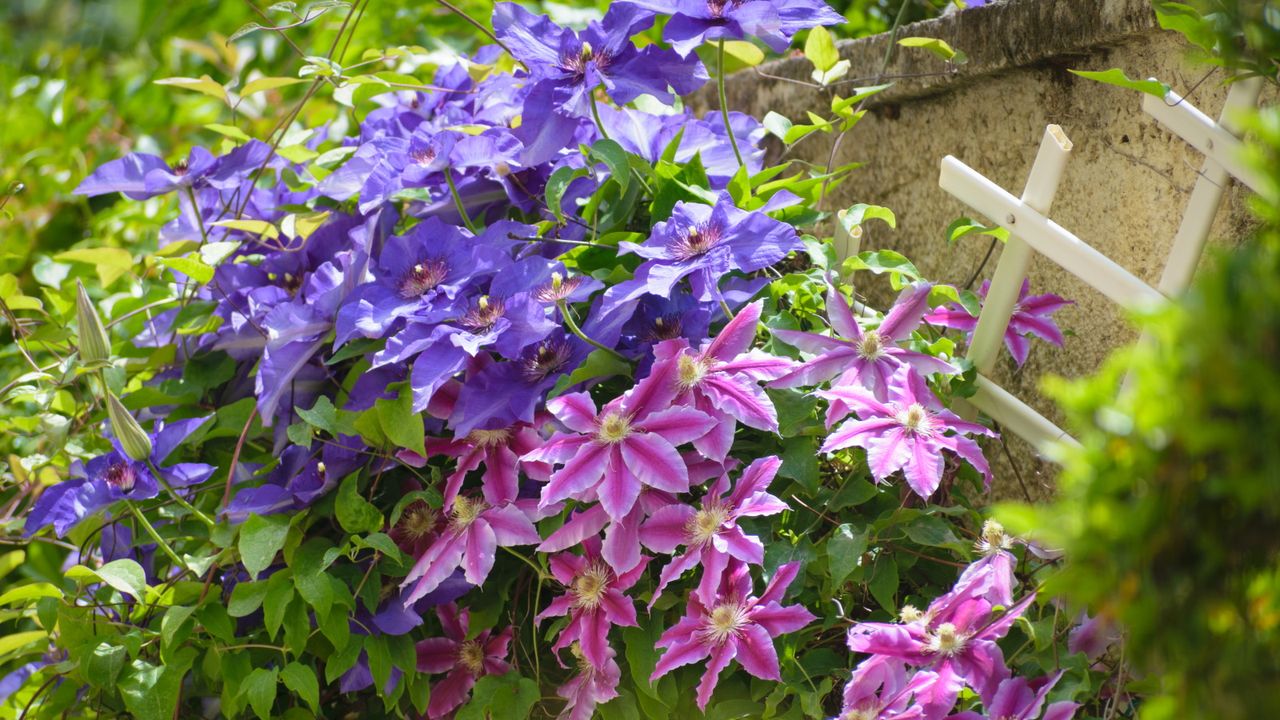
[444,168,477,233]
[717,39,747,175]
[589,92,610,140]
[147,459,216,529]
[125,499,187,571]
[557,300,628,362]
[719,298,737,321]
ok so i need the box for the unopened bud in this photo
[106,390,152,461]
[75,280,111,366]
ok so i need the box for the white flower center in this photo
[595,412,632,444]
[458,640,486,674]
[925,622,967,656]
[570,561,612,610]
[856,331,884,360]
[899,604,924,624]
[466,428,511,448]
[676,353,709,390]
[977,518,1014,555]
[699,602,749,645]
[449,496,487,532]
[686,504,730,546]
[895,403,935,437]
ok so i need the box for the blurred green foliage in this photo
[998,4,1280,717]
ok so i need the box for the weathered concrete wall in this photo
[701,0,1269,499]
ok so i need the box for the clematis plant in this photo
[0,0,1109,717]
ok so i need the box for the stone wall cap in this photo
[723,0,1160,107]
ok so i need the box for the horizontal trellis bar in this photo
[939,156,1168,311]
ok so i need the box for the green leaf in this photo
[722,40,765,68]
[161,605,196,653]
[228,580,270,617]
[157,255,215,283]
[905,515,962,548]
[0,582,62,606]
[264,570,295,639]
[762,111,793,142]
[119,651,194,720]
[205,123,252,143]
[295,395,356,437]
[375,384,425,454]
[54,247,133,286]
[842,203,897,231]
[805,26,840,72]
[828,524,868,586]
[1068,68,1170,98]
[0,631,44,657]
[549,348,632,399]
[867,554,899,613]
[588,139,631,192]
[240,667,279,720]
[241,76,309,96]
[292,539,339,618]
[281,662,321,713]
[946,216,1009,245]
[95,559,148,600]
[155,75,229,103]
[85,643,127,688]
[897,36,965,63]
[546,166,589,223]
[336,473,383,535]
[239,513,291,578]
[456,672,540,720]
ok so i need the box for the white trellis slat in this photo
[928,79,1263,462]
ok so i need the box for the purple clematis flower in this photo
[818,366,994,500]
[25,416,213,537]
[414,604,513,719]
[400,494,541,604]
[924,279,1071,367]
[494,2,707,115]
[949,671,1079,720]
[626,0,846,55]
[651,560,815,710]
[523,358,716,521]
[772,281,956,400]
[847,587,1037,707]
[650,300,793,460]
[537,536,647,670]
[640,456,788,606]
[618,193,803,305]
[556,644,622,720]
[73,147,216,200]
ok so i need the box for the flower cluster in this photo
[4,0,1090,717]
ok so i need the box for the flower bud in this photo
[75,280,111,366]
[106,390,152,461]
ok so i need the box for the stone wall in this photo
[698,0,1269,499]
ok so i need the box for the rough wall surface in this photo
[698,0,1269,499]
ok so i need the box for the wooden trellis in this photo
[933,76,1266,459]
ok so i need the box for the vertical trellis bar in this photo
[1148,77,1264,295]
[965,125,1074,377]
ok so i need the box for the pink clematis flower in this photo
[524,359,716,521]
[640,455,789,606]
[651,560,815,710]
[847,588,1037,707]
[772,281,956,400]
[401,494,541,604]
[819,366,994,500]
[839,655,945,720]
[925,279,1071,367]
[397,423,550,508]
[537,536,648,670]
[953,520,1018,606]
[556,644,622,720]
[650,300,794,460]
[415,604,513,719]
[949,671,1079,720]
